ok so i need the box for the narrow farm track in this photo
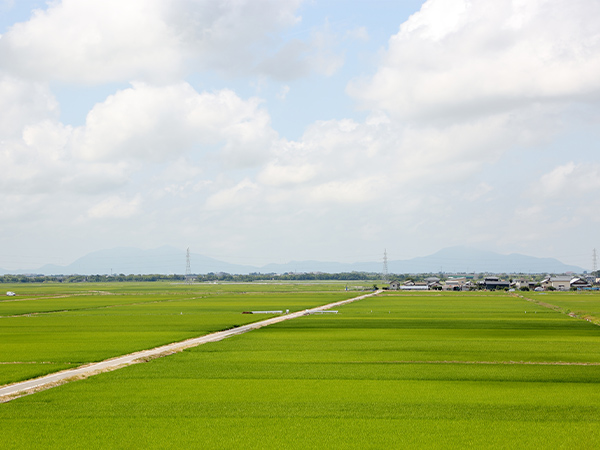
[0,290,381,403]
[515,293,600,326]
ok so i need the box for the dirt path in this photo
[0,290,381,403]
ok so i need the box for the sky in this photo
[1,0,599,271]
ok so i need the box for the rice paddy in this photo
[1,285,599,448]
[0,282,358,385]
[520,290,600,324]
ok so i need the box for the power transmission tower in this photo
[185,248,192,284]
[382,249,389,283]
[593,248,597,273]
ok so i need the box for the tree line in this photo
[1,270,596,284]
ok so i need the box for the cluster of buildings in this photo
[388,274,599,291]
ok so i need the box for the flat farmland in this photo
[1,289,599,448]
[520,290,600,323]
[0,282,358,385]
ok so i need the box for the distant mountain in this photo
[0,245,585,276]
[260,247,584,275]
[0,246,256,276]
[387,246,585,274]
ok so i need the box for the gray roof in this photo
[550,276,572,282]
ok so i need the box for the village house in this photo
[388,280,401,290]
[511,279,537,290]
[541,276,572,291]
[443,277,467,291]
[479,276,510,290]
[569,277,592,289]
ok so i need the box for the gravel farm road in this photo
[0,290,381,402]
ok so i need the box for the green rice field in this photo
[520,290,600,323]
[1,286,600,448]
[0,282,358,385]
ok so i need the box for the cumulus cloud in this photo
[0,0,180,83]
[2,0,599,267]
[349,0,600,121]
[73,82,276,167]
[336,0,600,257]
[0,74,59,138]
[0,0,307,83]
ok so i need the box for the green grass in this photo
[1,290,599,448]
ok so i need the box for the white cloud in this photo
[334,0,600,259]
[171,0,303,75]
[0,0,180,83]
[534,162,600,198]
[258,162,317,186]
[1,0,599,269]
[307,177,380,204]
[0,74,58,138]
[0,73,130,198]
[87,194,142,219]
[349,0,600,121]
[73,82,276,166]
[0,0,306,83]
[22,119,70,160]
[205,179,260,210]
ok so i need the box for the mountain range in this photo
[0,246,586,276]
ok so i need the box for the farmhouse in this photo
[541,276,572,291]
[479,277,510,290]
[512,279,536,290]
[570,277,592,289]
[388,280,401,290]
[443,277,466,291]
[428,281,442,290]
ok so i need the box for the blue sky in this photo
[0,0,599,271]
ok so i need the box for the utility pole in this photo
[382,249,389,283]
[185,248,192,284]
[593,248,597,273]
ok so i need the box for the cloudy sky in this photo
[1,0,599,271]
